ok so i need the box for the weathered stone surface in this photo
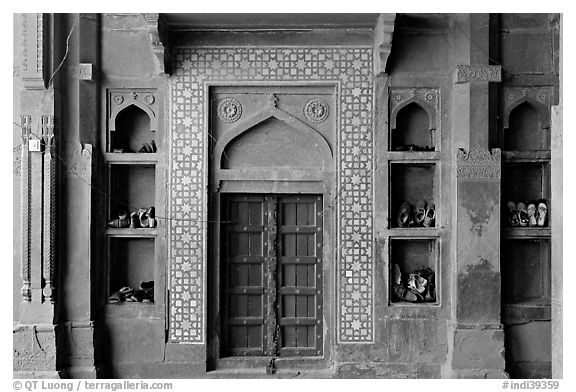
[387,318,448,364]
[14,325,57,372]
[165,343,206,363]
[334,362,416,379]
[104,318,165,365]
[452,328,505,370]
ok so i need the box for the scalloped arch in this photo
[213,106,333,170]
[110,101,157,132]
[503,97,550,130]
[390,98,436,131]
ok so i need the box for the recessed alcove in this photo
[504,101,549,151]
[390,163,437,228]
[111,105,155,153]
[390,102,434,151]
[109,165,156,221]
[389,238,438,305]
[108,237,155,303]
[502,239,550,305]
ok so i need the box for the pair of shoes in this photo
[394,144,434,152]
[392,264,436,303]
[128,207,156,228]
[107,210,130,228]
[397,200,435,228]
[110,281,154,303]
[507,200,547,227]
[138,140,157,153]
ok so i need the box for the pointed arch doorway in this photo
[207,85,336,363]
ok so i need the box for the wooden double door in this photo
[220,194,323,357]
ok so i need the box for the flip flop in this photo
[517,202,529,227]
[507,201,519,227]
[414,200,427,226]
[537,199,548,227]
[397,201,412,228]
[423,203,435,227]
[527,202,537,227]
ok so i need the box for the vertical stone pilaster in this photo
[14,13,59,379]
[449,14,506,378]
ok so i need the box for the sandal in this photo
[517,202,529,227]
[507,201,519,227]
[392,264,418,302]
[527,202,537,227]
[423,203,435,227]
[408,273,427,294]
[147,207,156,228]
[118,286,134,301]
[138,207,149,228]
[397,201,413,228]
[414,200,427,227]
[139,143,153,153]
[130,212,140,228]
[109,291,120,303]
[537,199,548,227]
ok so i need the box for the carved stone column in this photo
[450,146,505,378]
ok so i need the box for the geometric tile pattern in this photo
[169,47,373,343]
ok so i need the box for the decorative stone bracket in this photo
[454,65,502,84]
[373,13,396,75]
[143,13,171,75]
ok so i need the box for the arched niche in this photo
[110,104,155,153]
[390,100,436,151]
[214,107,333,172]
[503,99,550,151]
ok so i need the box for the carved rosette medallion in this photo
[304,98,329,122]
[113,94,124,105]
[457,144,501,179]
[217,98,242,123]
[145,94,155,105]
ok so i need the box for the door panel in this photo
[277,195,323,356]
[221,194,323,357]
[221,195,266,356]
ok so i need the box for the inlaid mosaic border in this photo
[169,47,374,343]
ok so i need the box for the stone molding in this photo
[456,144,501,179]
[455,65,501,84]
